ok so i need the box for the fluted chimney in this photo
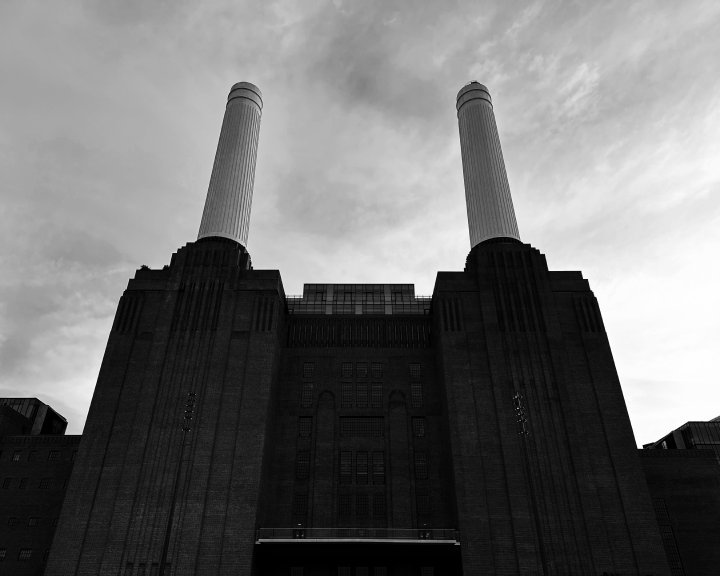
[456,82,520,247]
[198,82,263,248]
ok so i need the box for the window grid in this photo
[356,363,368,378]
[356,452,368,485]
[39,478,51,489]
[415,452,428,479]
[0,549,5,561]
[409,363,421,379]
[302,362,314,379]
[19,477,27,489]
[356,494,369,517]
[340,418,384,438]
[341,362,353,378]
[300,382,314,408]
[341,382,353,409]
[412,417,426,437]
[12,451,21,462]
[340,451,353,484]
[48,450,60,462]
[298,417,312,438]
[295,451,310,480]
[18,548,32,561]
[2,478,11,489]
[339,493,352,517]
[373,493,387,518]
[292,493,308,517]
[370,383,383,408]
[417,490,431,515]
[372,452,385,484]
[371,363,382,379]
[28,517,39,527]
[411,382,423,408]
[356,382,368,408]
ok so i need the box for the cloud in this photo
[0,0,719,445]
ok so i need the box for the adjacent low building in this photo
[642,420,720,576]
[0,399,80,576]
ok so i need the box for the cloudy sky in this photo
[1,0,719,444]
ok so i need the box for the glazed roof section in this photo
[286,284,431,315]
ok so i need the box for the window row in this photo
[0,547,47,561]
[1,477,56,489]
[289,566,433,576]
[123,561,167,576]
[341,362,383,379]
[341,382,383,409]
[338,568,387,576]
[338,492,387,518]
[0,450,73,463]
[339,451,385,485]
[6,516,55,527]
[339,417,384,438]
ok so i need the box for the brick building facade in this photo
[42,82,672,575]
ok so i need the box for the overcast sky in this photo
[1,0,719,444]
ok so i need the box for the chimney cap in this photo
[456,81,492,112]
[228,82,263,109]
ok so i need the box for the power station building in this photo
[42,82,672,575]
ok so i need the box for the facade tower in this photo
[45,82,671,576]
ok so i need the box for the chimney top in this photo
[456,82,492,113]
[227,82,263,109]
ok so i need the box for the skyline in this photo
[1,0,719,445]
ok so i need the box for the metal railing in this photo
[256,527,459,543]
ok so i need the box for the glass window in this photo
[292,493,308,516]
[295,451,310,480]
[300,383,314,408]
[415,452,428,479]
[411,382,423,408]
[356,382,368,408]
[373,493,387,518]
[356,452,368,485]
[409,363,421,379]
[18,549,33,561]
[340,451,352,484]
[298,417,312,438]
[372,452,385,485]
[341,382,353,409]
[356,494,369,517]
[339,493,352,517]
[371,383,383,408]
[302,363,314,379]
[412,417,426,437]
